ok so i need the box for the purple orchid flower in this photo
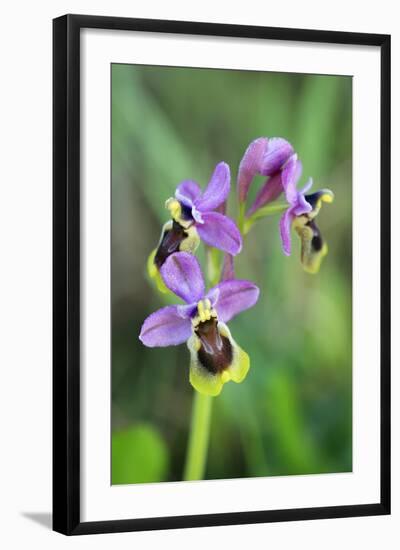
[148,162,242,292]
[139,252,259,396]
[167,161,242,256]
[237,137,294,215]
[279,153,334,273]
[279,154,313,255]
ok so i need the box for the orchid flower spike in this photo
[148,162,242,291]
[140,252,259,396]
[279,154,334,274]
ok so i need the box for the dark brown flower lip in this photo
[195,318,233,375]
[308,220,324,252]
[154,220,188,269]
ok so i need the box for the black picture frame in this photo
[53,14,391,535]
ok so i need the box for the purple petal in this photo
[279,208,295,256]
[139,305,192,347]
[177,303,198,318]
[300,177,313,195]
[196,212,242,256]
[282,154,302,205]
[175,180,202,208]
[261,138,294,176]
[194,162,230,212]
[237,137,268,203]
[246,172,284,216]
[160,252,205,303]
[293,193,312,217]
[208,280,260,323]
[206,286,220,307]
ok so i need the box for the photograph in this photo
[1,1,395,546]
[111,63,353,485]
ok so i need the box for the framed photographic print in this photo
[53,14,391,535]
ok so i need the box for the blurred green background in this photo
[111,64,352,484]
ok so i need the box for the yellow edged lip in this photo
[188,321,250,397]
[147,248,169,293]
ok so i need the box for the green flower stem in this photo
[243,203,288,235]
[183,391,213,480]
[183,246,218,481]
[206,246,222,287]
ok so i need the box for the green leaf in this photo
[112,424,169,484]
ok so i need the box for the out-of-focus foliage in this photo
[112,425,169,484]
[111,64,352,484]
